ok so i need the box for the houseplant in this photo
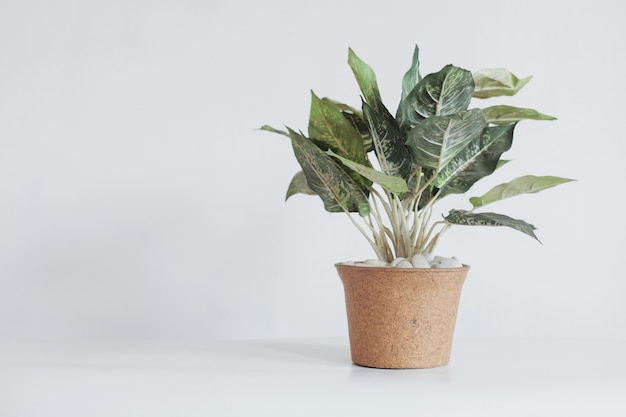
[261,45,572,368]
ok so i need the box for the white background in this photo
[0,0,624,343]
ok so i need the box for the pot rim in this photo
[334,263,470,272]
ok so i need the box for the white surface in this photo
[1,338,625,417]
[1,0,625,342]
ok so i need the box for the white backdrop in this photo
[0,0,624,343]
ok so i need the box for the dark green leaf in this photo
[348,48,383,111]
[469,175,575,208]
[285,171,316,201]
[399,65,474,129]
[445,209,540,242]
[406,109,486,172]
[320,97,374,152]
[437,124,515,194]
[327,150,408,194]
[363,101,413,181]
[482,105,556,125]
[288,128,370,216]
[473,68,532,99]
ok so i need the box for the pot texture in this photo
[336,263,469,369]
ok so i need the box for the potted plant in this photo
[261,45,573,369]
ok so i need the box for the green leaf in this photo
[348,48,383,111]
[288,128,370,216]
[320,97,373,152]
[473,68,532,99]
[362,101,413,181]
[496,159,511,170]
[437,124,515,194]
[327,149,408,194]
[259,125,289,137]
[445,209,540,242]
[308,91,367,164]
[399,64,475,129]
[406,108,486,172]
[285,171,315,201]
[398,45,421,108]
[482,105,556,125]
[469,175,575,208]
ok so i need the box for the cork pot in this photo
[336,263,469,369]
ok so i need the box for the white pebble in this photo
[432,258,463,268]
[395,260,414,268]
[410,254,431,268]
[355,262,375,267]
[364,259,389,267]
[390,257,407,267]
[423,253,435,263]
[341,261,355,266]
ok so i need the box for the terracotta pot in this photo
[336,263,469,369]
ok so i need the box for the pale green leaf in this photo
[327,149,408,194]
[406,109,486,172]
[285,171,315,201]
[348,48,383,111]
[259,125,289,137]
[288,128,370,216]
[445,209,540,242]
[473,68,532,99]
[469,175,575,208]
[482,105,556,125]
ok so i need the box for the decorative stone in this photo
[423,253,435,263]
[395,260,414,268]
[390,257,407,267]
[432,258,463,268]
[364,259,389,267]
[410,254,430,268]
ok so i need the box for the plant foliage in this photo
[261,45,573,261]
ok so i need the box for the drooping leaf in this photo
[285,171,316,201]
[327,150,408,194]
[362,101,413,181]
[406,108,486,172]
[469,175,575,208]
[482,105,556,125]
[437,124,515,194]
[348,48,383,111]
[445,209,540,242]
[399,65,475,129]
[259,125,289,137]
[308,91,367,164]
[397,45,421,114]
[473,68,532,99]
[288,128,370,216]
[496,159,511,170]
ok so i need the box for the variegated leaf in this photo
[363,101,413,181]
[288,129,370,216]
[445,209,539,241]
[327,150,408,194]
[482,105,556,125]
[399,64,474,129]
[308,91,367,164]
[470,175,575,208]
[473,68,532,99]
[285,171,315,201]
[437,124,515,194]
[406,109,486,172]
